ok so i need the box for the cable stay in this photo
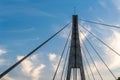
[80,24,120,57]
[60,39,70,80]
[84,65,91,80]
[81,45,91,80]
[63,61,69,80]
[0,22,71,79]
[79,32,104,80]
[80,29,117,80]
[62,59,69,80]
[79,30,93,80]
[79,18,120,28]
[82,49,96,80]
[81,39,104,80]
[1,15,120,80]
[82,44,104,80]
[52,26,71,80]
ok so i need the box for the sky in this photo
[0,0,120,80]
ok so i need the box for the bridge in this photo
[0,14,120,80]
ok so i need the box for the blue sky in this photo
[0,0,120,80]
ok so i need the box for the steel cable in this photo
[0,22,71,79]
[52,25,71,80]
[80,29,117,80]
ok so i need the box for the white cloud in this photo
[84,29,120,79]
[78,24,91,44]
[48,53,63,78]
[79,30,89,44]
[0,49,7,55]
[30,54,39,60]
[105,30,120,70]
[17,55,46,80]
[48,53,56,61]
[48,53,58,71]
[1,52,62,80]
[17,56,33,75]
[79,22,120,79]
[31,64,45,80]
[0,48,7,65]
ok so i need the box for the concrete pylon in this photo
[66,15,85,80]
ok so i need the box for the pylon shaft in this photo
[66,15,85,80]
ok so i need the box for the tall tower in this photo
[66,15,85,80]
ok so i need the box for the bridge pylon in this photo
[66,15,85,80]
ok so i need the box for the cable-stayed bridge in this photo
[0,14,120,80]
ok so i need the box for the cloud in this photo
[0,48,7,65]
[104,30,120,70]
[17,56,33,75]
[31,64,45,80]
[48,53,63,78]
[0,49,7,55]
[79,30,90,44]
[48,53,58,71]
[79,22,119,79]
[48,53,57,61]
[78,23,91,44]
[17,55,46,80]
[1,52,62,80]
[82,29,120,79]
